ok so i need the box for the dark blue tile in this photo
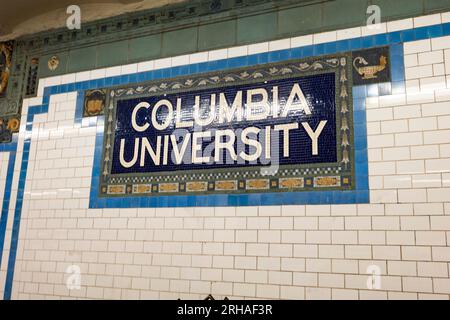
[443,22,450,35]
[180,65,190,75]
[153,69,162,79]
[120,75,130,84]
[247,194,261,206]
[353,98,366,111]
[68,83,76,91]
[186,196,196,207]
[374,34,388,46]
[324,42,337,54]
[144,71,154,81]
[279,49,291,61]
[336,40,350,53]
[388,31,402,44]
[162,68,171,78]
[313,43,325,56]
[414,27,429,40]
[354,134,368,150]
[290,47,302,59]
[268,51,281,62]
[227,195,238,206]
[147,197,157,207]
[60,84,69,93]
[362,36,374,48]
[104,77,113,86]
[228,56,247,68]
[353,86,367,99]
[357,190,370,203]
[171,66,181,77]
[198,62,208,73]
[261,193,282,206]
[350,38,362,50]
[129,74,138,83]
[428,24,443,38]
[189,63,199,74]
[176,196,188,207]
[248,55,258,66]
[217,59,228,70]
[89,80,97,89]
[390,43,404,56]
[257,52,269,64]
[302,45,314,57]
[401,29,415,42]
[392,64,405,82]
[137,72,146,82]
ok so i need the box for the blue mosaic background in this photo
[112,73,337,174]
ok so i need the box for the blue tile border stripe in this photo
[0,21,447,299]
[0,137,18,270]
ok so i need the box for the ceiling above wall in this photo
[0,0,187,41]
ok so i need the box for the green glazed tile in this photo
[278,5,322,36]
[323,0,369,29]
[97,40,129,68]
[424,0,450,12]
[237,12,277,44]
[370,0,423,20]
[162,27,198,57]
[67,46,97,73]
[198,20,237,51]
[129,34,162,63]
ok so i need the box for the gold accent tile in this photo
[107,185,126,195]
[279,178,304,189]
[133,184,152,194]
[186,182,208,192]
[314,176,341,188]
[215,180,237,191]
[246,179,269,190]
[159,183,179,193]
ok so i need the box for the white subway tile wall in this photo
[0,12,449,300]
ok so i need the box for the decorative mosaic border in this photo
[100,54,355,197]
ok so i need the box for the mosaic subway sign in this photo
[113,73,336,174]
[99,50,386,197]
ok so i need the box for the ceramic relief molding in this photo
[0,41,21,143]
[0,41,13,98]
[47,55,60,71]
